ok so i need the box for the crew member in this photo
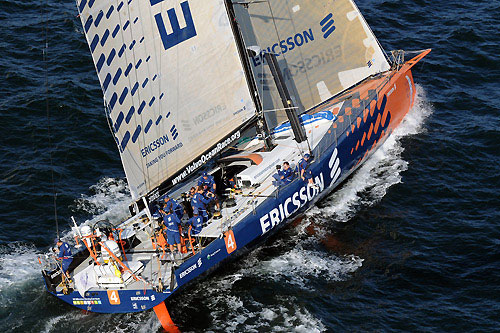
[163,195,183,220]
[56,239,73,278]
[280,161,293,184]
[198,172,216,193]
[191,186,212,223]
[226,176,237,189]
[188,211,204,236]
[299,153,316,187]
[159,206,183,258]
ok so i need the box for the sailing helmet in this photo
[304,153,310,159]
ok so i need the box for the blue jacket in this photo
[191,193,211,214]
[161,212,180,233]
[188,215,203,235]
[58,242,72,260]
[163,198,183,216]
[279,167,293,184]
[58,242,72,272]
[299,158,312,178]
[198,175,215,191]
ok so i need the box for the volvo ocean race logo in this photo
[150,0,197,50]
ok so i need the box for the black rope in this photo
[42,3,59,239]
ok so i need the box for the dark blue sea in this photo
[1,0,499,331]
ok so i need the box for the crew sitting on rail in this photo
[191,186,212,223]
[299,153,317,188]
[55,239,73,279]
[159,205,183,259]
[163,195,184,220]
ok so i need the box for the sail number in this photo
[224,230,237,254]
[107,290,121,305]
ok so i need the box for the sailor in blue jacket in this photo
[159,206,183,256]
[56,240,72,276]
[188,212,204,236]
[198,172,221,211]
[162,195,183,220]
[280,161,293,184]
[191,187,212,223]
[198,172,216,193]
[299,153,316,187]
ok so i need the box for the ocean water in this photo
[0,0,499,332]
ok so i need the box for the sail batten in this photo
[77,0,257,199]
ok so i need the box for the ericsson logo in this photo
[329,148,341,186]
[150,0,197,50]
[320,13,336,39]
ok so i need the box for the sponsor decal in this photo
[141,133,181,158]
[145,142,184,169]
[387,83,397,97]
[179,257,203,279]
[251,29,315,67]
[260,173,325,235]
[172,131,241,185]
[130,294,156,302]
[405,75,413,106]
[207,248,221,260]
[72,297,102,305]
[329,148,341,187]
[192,105,226,126]
[50,270,61,279]
[251,14,337,68]
[151,0,197,51]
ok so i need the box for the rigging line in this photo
[42,0,59,239]
[265,1,313,154]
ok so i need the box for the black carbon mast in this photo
[224,0,273,150]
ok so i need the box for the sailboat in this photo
[40,0,429,330]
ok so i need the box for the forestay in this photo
[77,0,256,199]
[235,0,390,126]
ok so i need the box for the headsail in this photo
[77,0,257,199]
[234,0,390,126]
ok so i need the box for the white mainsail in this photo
[235,0,390,125]
[77,0,257,199]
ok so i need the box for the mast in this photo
[264,52,307,144]
[224,0,273,150]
